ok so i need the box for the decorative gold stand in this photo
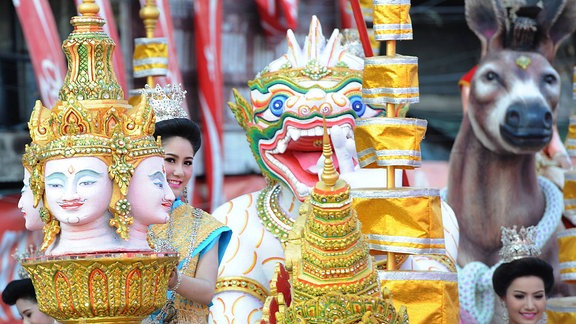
[22,252,178,324]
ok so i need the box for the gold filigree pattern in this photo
[21,252,178,323]
[215,276,270,303]
[257,184,295,243]
[276,292,409,323]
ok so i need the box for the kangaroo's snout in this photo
[501,101,552,149]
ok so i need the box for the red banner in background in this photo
[13,0,66,109]
[339,0,354,29]
[193,0,224,211]
[0,194,40,324]
[256,0,299,43]
[74,0,128,95]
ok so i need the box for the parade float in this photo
[210,1,459,323]
[18,1,178,322]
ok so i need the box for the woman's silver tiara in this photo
[499,225,541,263]
[143,83,189,123]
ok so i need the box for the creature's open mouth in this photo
[261,117,354,199]
[500,124,551,150]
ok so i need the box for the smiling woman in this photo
[144,84,231,324]
[492,257,554,324]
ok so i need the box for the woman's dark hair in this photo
[492,257,554,298]
[154,118,202,154]
[2,278,37,305]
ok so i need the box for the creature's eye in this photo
[485,71,498,81]
[269,95,287,117]
[349,95,366,116]
[543,73,557,85]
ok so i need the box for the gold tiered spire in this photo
[60,0,124,102]
[262,124,408,323]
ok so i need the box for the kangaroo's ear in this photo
[465,0,506,56]
[538,0,576,60]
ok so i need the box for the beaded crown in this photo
[26,1,164,247]
[499,225,541,262]
[142,83,189,122]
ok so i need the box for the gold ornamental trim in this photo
[21,252,179,323]
[257,184,294,243]
[215,276,269,303]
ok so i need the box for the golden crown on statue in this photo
[24,4,166,242]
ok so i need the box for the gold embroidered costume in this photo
[148,201,231,323]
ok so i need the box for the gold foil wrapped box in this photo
[557,228,576,283]
[546,297,576,324]
[373,0,413,41]
[379,271,460,324]
[362,55,419,105]
[133,37,169,78]
[351,188,445,255]
[354,117,427,169]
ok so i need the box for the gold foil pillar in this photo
[359,0,419,271]
[133,0,167,86]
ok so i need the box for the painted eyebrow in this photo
[75,169,104,179]
[149,171,165,181]
[45,169,104,182]
[45,172,66,182]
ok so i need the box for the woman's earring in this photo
[499,299,509,323]
[538,311,548,324]
[182,185,188,204]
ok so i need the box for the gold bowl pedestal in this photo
[21,251,179,324]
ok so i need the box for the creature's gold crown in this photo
[499,225,541,262]
[143,83,189,122]
[253,15,364,84]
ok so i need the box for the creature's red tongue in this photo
[292,149,340,174]
[293,151,320,173]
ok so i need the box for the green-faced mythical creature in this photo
[229,16,384,201]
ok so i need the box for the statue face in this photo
[18,169,44,231]
[127,156,174,225]
[44,157,113,225]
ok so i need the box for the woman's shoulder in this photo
[173,204,227,228]
[195,208,229,229]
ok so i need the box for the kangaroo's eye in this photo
[543,74,557,85]
[486,71,498,81]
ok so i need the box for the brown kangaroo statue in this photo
[447,0,576,322]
